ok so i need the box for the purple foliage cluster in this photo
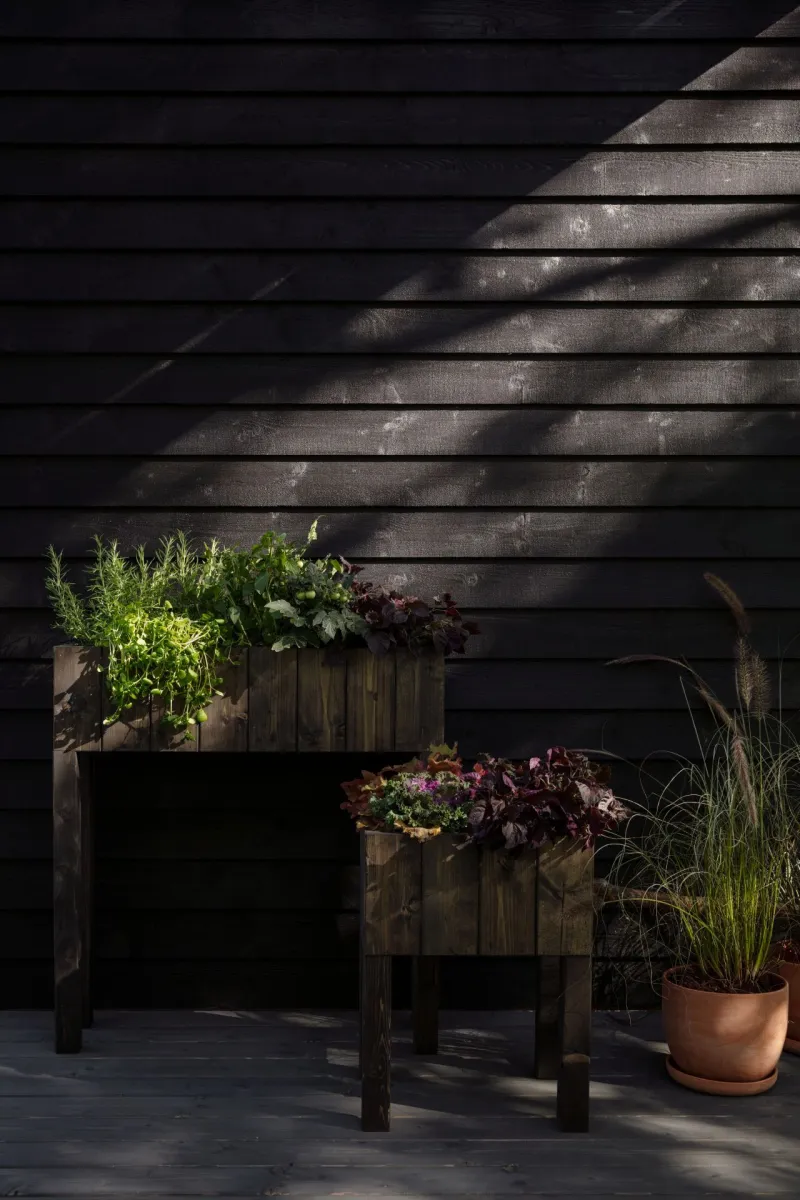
[348,576,479,656]
[467,747,628,852]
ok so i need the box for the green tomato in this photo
[196,709,208,723]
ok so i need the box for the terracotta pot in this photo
[778,960,800,1053]
[662,967,788,1094]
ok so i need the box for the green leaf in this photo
[254,573,269,594]
[265,599,297,617]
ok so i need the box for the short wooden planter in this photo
[360,831,594,1133]
[53,643,444,1053]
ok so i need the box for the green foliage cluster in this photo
[607,574,800,994]
[180,523,364,652]
[368,772,474,834]
[46,523,365,731]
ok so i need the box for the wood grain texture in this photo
[296,650,346,752]
[7,250,800,299]
[198,653,248,751]
[6,404,800,455]
[9,95,800,147]
[534,955,561,1080]
[6,200,799,251]
[360,953,391,1133]
[361,832,421,957]
[395,652,446,753]
[412,955,440,1054]
[537,843,594,957]
[2,356,797,408]
[420,836,479,956]
[479,849,538,956]
[346,651,396,753]
[247,647,298,752]
[52,645,102,1052]
[1,43,795,93]
[7,147,800,200]
[0,0,793,39]
[557,955,592,1133]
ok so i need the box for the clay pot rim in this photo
[662,966,788,999]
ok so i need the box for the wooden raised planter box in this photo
[53,644,444,1053]
[360,831,594,1133]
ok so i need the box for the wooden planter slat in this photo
[420,836,479,956]
[359,830,594,1134]
[53,646,102,1053]
[52,643,445,1055]
[297,648,347,751]
[248,646,298,752]
[199,653,248,752]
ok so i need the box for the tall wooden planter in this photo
[53,644,444,1053]
[360,831,594,1132]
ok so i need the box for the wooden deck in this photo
[0,1009,798,1196]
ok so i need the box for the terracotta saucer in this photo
[665,1055,778,1095]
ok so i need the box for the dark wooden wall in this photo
[2,0,800,1006]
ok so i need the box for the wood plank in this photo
[90,911,360,960]
[0,0,792,39]
[13,304,800,357]
[360,953,391,1133]
[296,649,346,752]
[478,849,537,955]
[8,249,800,301]
[5,200,799,251]
[8,507,800,566]
[149,703,198,753]
[345,651,395,753]
[361,832,421,957]
[7,403,800,455]
[557,955,592,1133]
[8,95,800,147]
[7,146,800,201]
[247,647,298,752]
[534,955,561,1080]
[412,956,440,1055]
[447,660,800,712]
[420,836,479,956]
[11,457,800,529]
[2,355,797,409]
[53,644,102,1053]
[537,842,594,957]
[394,651,445,753]
[2,43,795,93]
[198,653,247,752]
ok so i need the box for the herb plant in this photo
[46,537,224,728]
[46,523,479,732]
[183,522,366,652]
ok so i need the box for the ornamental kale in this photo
[467,747,628,852]
[348,579,479,656]
[341,746,476,839]
[342,744,625,849]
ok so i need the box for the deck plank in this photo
[0,1012,796,1194]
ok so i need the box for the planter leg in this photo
[80,762,94,1029]
[413,956,439,1054]
[534,955,560,1079]
[54,750,84,1054]
[557,955,591,1132]
[361,954,391,1132]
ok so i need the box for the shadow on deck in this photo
[0,1010,798,1195]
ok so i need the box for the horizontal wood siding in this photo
[2,0,799,1007]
